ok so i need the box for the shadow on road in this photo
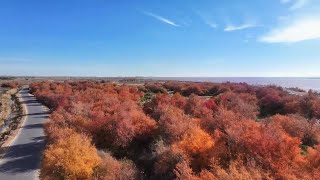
[25,112,49,116]
[19,96,33,99]
[34,115,49,119]
[27,104,43,107]
[21,100,40,105]
[16,112,50,119]
[0,87,49,175]
[22,124,43,129]
[31,136,45,142]
[0,140,45,174]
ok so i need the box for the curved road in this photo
[0,87,49,180]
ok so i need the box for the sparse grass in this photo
[0,88,24,146]
[0,88,18,126]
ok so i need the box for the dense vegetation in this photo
[30,81,320,180]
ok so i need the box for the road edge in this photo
[0,88,28,156]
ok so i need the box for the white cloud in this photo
[259,17,320,43]
[143,11,179,27]
[224,23,257,32]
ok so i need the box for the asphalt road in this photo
[0,87,49,180]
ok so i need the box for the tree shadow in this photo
[16,112,50,119]
[25,112,50,116]
[21,100,39,105]
[26,104,43,107]
[19,96,33,99]
[0,140,46,174]
[22,124,43,129]
[34,115,49,119]
[31,136,46,142]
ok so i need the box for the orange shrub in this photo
[306,145,320,177]
[172,126,215,171]
[157,105,196,143]
[226,120,305,179]
[40,133,101,180]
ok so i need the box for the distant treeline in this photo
[0,77,16,80]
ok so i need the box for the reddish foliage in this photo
[305,145,320,177]
[157,105,196,143]
[1,81,20,88]
[226,120,305,179]
[299,91,320,119]
[89,101,157,148]
[256,87,286,116]
[216,92,259,119]
[93,152,139,180]
[184,94,213,119]
[30,81,320,180]
[269,115,320,147]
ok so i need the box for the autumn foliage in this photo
[31,81,320,180]
[1,81,20,89]
[40,132,101,180]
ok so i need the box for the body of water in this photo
[147,77,320,91]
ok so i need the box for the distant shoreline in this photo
[1,76,320,91]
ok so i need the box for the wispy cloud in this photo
[281,0,292,3]
[259,16,320,43]
[0,57,34,64]
[193,10,218,29]
[142,11,179,27]
[205,21,218,29]
[224,23,258,32]
[280,0,310,10]
[290,0,309,10]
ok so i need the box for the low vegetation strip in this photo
[0,87,24,147]
[0,88,17,126]
[30,81,320,180]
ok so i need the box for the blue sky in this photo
[0,0,320,77]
